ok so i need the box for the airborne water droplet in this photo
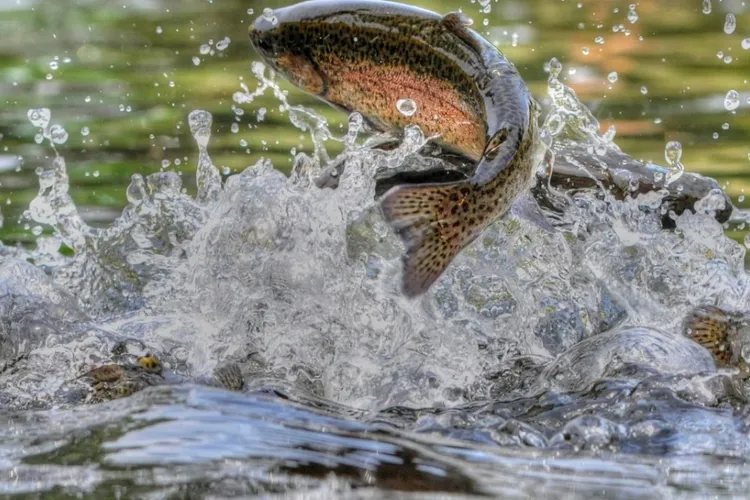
[703,0,711,14]
[548,57,563,79]
[216,37,230,51]
[27,108,51,129]
[81,126,90,136]
[664,141,684,185]
[640,86,648,95]
[396,98,418,117]
[48,124,68,144]
[627,5,638,23]
[725,90,740,111]
[608,72,618,83]
[262,7,279,26]
[724,14,736,35]
[742,39,750,50]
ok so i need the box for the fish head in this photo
[248,8,326,96]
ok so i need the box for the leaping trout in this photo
[249,0,539,297]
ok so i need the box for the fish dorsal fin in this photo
[440,12,484,59]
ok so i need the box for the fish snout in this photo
[248,13,281,57]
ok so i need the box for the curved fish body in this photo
[249,0,538,296]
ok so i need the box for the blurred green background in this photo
[0,0,748,245]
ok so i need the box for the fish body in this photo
[683,305,750,378]
[250,0,538,296]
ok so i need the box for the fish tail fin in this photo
[380,180,482,297]
[683,305,738,365]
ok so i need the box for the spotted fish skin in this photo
[683,305,750,378]
[249,0,538,296]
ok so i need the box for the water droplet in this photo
[34,134,43,144]
[548,57,563,79]
[247,8,254,15]
[92,170,99,177]
[199,44,210,55]
[262,7,279,25]
[724,55,733,64]
[664,141,684,185]
[627,5,638,23]
[161,159,170,169]
[45,74,53,80]
[640,86,648,95]
[654,117,662,124]
[703,0,712,14]
[49,61,58,71]
[31,225,42,236]
[156,26,163,34]
[84,96,91,103]
[240,139,248,147]
[511,33,519,47]
[722,122,730,130]
[713,132,720,139]
[582,46,590,55]
[27,108,51,129]
[216,37,230,51]
[665,141,682,166]
[230,122,239,134]
[81,126,90,136]
[739,195,746,203]
[396,98,418,117]
[192,56,200,66]
[257,107,267,121]
[594,36,605,44]
[744,233,750,249]
[608,72,618,83]
[742,39,750,50]
[48,124,68,144]
[724,14,736,35]
[725,89,740,111]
